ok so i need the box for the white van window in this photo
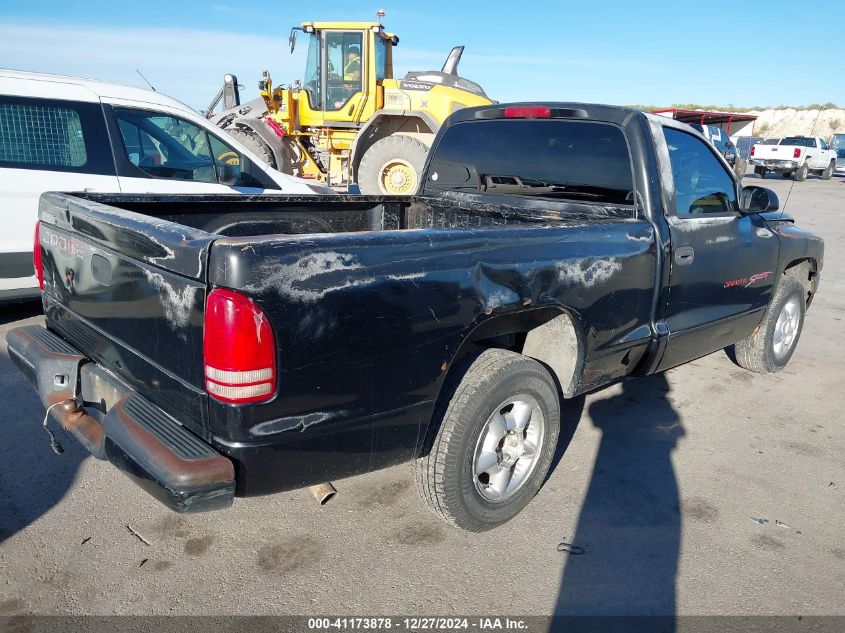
[0,102,87,167]
[0,96,113,174]
[115,109,219,183]
[208,134,242,182]
[115,108,247,185]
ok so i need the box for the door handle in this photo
[674,246,695,265]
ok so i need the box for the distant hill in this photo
[632,104,845,138]
[747,108,845,139]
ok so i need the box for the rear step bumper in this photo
[6,325,235,513]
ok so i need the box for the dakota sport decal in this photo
[724,271,772,289]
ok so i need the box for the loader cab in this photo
[292,21,396,126]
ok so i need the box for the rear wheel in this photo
[755,166,766,179]
[414,349,561,532]
[822,160,835,180]
[729,276,805,374]
[794,162,809,181]
[357,135,429,195]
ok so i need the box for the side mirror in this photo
[740,185,779,214]
[217,162,239,186]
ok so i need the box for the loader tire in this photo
[414,349,560,532]
[226,128,277,170]
[357,135,429,195]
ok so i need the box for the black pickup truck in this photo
[8,103,823,532]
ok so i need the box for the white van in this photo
[0,69,327,302]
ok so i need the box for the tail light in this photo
[750,145,755,157]
[504,106,551,119]
[793,147,801,158]
[33,221,44,290]
[204,288,276,404]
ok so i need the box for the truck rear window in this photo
[426,119,634,205]
[780,137,815,147]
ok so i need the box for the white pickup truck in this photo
[750,135,836,181]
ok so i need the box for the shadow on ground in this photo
[553,373,684,626]
[0,299,42,326]
[0,299,87,544]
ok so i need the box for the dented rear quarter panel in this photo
[207,213,656,490]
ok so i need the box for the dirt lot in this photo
[1,174,843,619]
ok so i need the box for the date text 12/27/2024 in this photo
[307,617,530,630]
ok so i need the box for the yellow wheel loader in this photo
[205,16,492,194]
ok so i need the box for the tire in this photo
[794,162,808,181]
[754,166,766,179]
[729,276,806,374]
[733,158,748,179]
[357,135,429,195]
[822,160,834,180]
[414,349,561,532]
[226,128,277,170]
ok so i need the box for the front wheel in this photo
[822,160,834,180]
[729,276,806,373]
[357,135,429,195]
[414,349,561,532]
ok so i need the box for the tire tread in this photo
[731,276,805,374]
[357,135,429,195]
[414,349,558,531]
[226,128,277,170]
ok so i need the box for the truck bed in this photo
[73,192,635,236]
[36,191,653,494]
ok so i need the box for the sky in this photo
[1,0,843,112]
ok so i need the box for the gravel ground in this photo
[1,173,843,619]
